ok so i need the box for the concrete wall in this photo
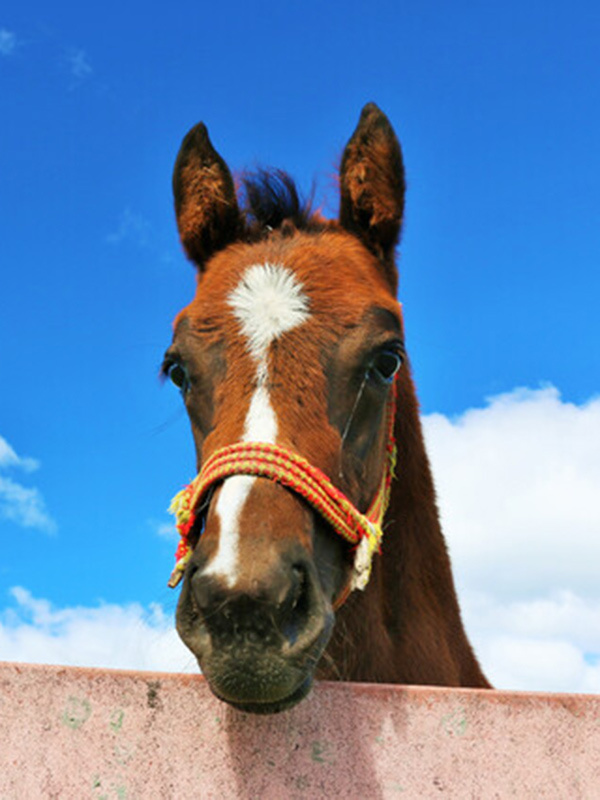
[1,661,598,798]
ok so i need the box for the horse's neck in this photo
[319,375,490,688]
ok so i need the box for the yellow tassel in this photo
[350,522,382,592]
[168,551,192,589]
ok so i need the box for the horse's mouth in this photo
[196,644,323,715]
[177,551,334,713]
[213,675,314,715]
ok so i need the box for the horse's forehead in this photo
[183,233,396,331]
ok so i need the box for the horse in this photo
[163,103,490,714]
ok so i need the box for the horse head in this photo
[163,104,489,713]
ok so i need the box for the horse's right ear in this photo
[172,123,242,269]
[339,104,405,291]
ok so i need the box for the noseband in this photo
[168,386,397,608]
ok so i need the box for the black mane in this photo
[240,169,326,237]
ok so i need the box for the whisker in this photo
[147,409,187,437]
[338,374,368,479]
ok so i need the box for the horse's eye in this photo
[167,362,189,392]
[368,350,403,384]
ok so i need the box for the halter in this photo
[168,385,397,607]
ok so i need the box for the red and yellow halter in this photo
[168,385,397,604]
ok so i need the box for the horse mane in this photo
[239,168,328,239]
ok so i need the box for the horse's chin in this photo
[212,675,314,715]
[198,651,318,715]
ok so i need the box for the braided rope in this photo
[168,389,397,601]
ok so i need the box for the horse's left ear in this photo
[172,122,242,269]
[339,103,405,291]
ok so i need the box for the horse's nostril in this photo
[286,565,304,609]
[190,569,212,614]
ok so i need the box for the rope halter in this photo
[167,387,397,605]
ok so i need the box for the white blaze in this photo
[205,263,310,585]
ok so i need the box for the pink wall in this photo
[1,661,599,797]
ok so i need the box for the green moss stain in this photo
[92,776,128,799]
[387,782,406,793]
[62,696,91,729]
[311,740,334,765]
[441,707,468,737]
[113,743,136,766]
[109,708,125,732]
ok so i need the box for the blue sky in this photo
[1,1,600,692]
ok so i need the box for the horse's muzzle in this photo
[175,552,333,713]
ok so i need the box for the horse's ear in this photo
[339,103,405,290]
[172,122,242,269]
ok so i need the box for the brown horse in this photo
[164,103,490,713]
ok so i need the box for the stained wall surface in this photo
[1,661,598,798]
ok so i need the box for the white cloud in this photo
[462,590,600,693]
[156,521,178,540]
[0,29,17,56]
[106,208,152,248]
[0,435,56,533]
[423,386,600,692]
[0,477,56,532]
[0,436,38,472]
[0,587,194,673]
[424,386,600,599]
[66,47,92,83]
